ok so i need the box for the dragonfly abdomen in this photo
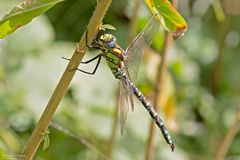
[123,75,175,151]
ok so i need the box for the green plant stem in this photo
[215,112,240,160]
[20,1,112,159]
[145,1,177,159]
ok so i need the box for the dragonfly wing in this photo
[123,61,134,111]
[125,15,160,81]
[119,67,135,135]
[119,80,130,135]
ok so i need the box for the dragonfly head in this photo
[97,33,117,50]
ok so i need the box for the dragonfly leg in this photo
[62,54,101,64]
[85,27,93,48]
[80,54,102,64]
[63,54,102,75]
[85,27,101,49]
[74,55,102,75]
[62,56,70,61]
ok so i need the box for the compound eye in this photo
[107,41,116,48]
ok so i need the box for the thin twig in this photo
[145,1,178,159]
[21,1,112,159]
[215,112,240,160]
[50,122,111,160]
[106,89,119,160]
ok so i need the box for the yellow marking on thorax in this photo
[112,48,121,55]
[111,45,124,60]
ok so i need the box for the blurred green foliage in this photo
[0,0,240,160]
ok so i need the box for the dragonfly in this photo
[65,15,174,151]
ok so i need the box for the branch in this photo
[145,1,178,159]
[21,0,112,159]
[215,112,240,160]
[50,122,110,160]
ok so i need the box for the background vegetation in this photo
[0,0,240,160]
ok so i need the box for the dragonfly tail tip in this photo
[170,143,175,152]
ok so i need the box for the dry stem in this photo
[21,0,112,159]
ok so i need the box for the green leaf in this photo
[101,24,116,30]
[42,129,50,151]
[0,0,64,39]
[145,0,187,39]
[43,134,50,151]
[212,0,225,22]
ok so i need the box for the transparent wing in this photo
[125,15,160,81]
[119,64,134,135]
[122,61,134,111]
[119,80,130,135]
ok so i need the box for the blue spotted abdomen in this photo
[121,74,175,150]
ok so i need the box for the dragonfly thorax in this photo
[97,34,117,50]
